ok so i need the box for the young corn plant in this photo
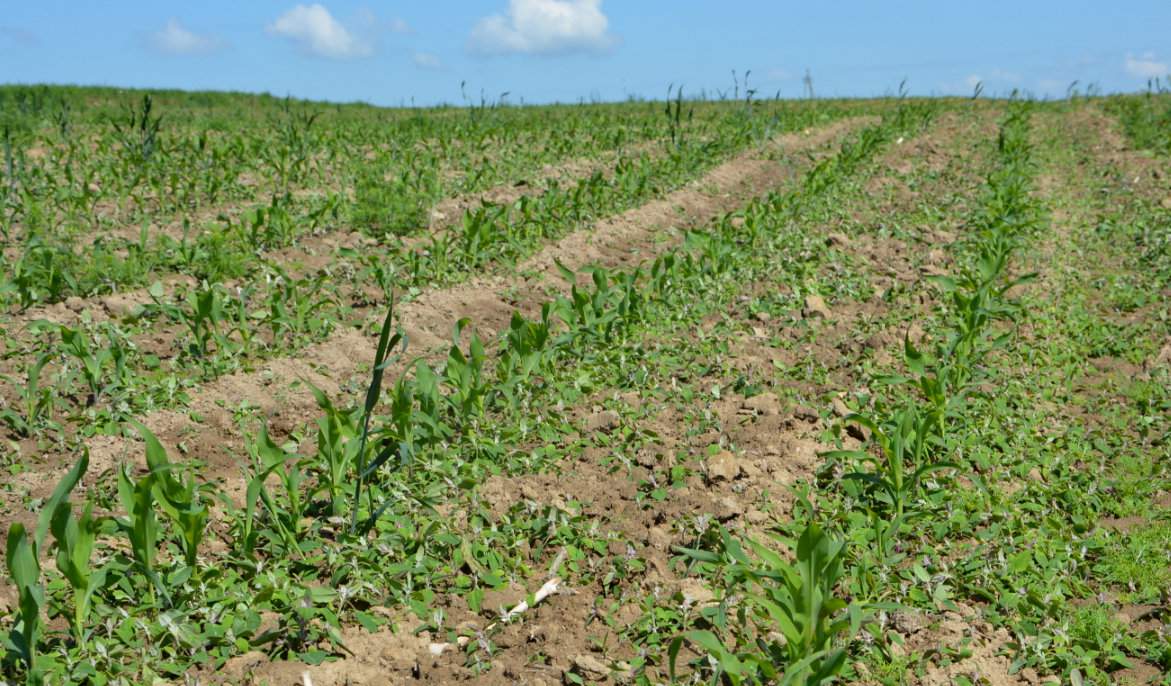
[670,524,863,686]
[136,423,209,569]
[112,93,163,164]
[244,426,309,555]
[443,318,490,424]
[306,383,362,519]
[349,303,403,532]
[495,306,555,408]
[829,407,956,521]
[4,452,89,684]
[116,465,165,604]
[55,324,129,407]
[150,281,235,362]
[47,455,107,646]
[4,524,45,686]
[0,353,55,437]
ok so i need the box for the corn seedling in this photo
[0,353,55,437]
[349,303,403,531]
[46,454,107,646]
[135,423,209,569]
[4,451,89,684]
[116,464,166,603]
[670,525,861,685]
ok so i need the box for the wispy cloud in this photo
[149,19,223,56]
[268,4,371,59]
[1125,52,1169,79]
[412,51,443,70]
[469,0,616,56]
[0,26,37,48]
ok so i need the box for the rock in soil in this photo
[706,450,742,482]
[570,654,610,680]
[585,409,621,433]
[803,294,831,319]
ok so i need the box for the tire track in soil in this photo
[225,110,1003,685]
[0,117,873,515]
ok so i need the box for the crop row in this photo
[0,103,859,456]
[658,102,1042,683]
[0,98,935,684]
[0,87,866,310]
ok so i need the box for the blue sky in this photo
[0,1,1168,106]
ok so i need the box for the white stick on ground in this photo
[501,576,561,623]
[428,577,563,656]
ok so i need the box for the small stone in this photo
[792,405,819,423]
[740,393,780,416]
[1027,467,1044,483]
[585,410,621,433]
[715,496,744,520]
[803,294,831,319]
[634,450,659,469]
[571,654,609,679]
[863,332,888,350]
[730,216,746,229]
[678,578,716,607]
[1154,342,1171,368]
[745,509,769,524]
[825,233,849,247]
[101,294,143,318]
[64,296,84,312]
[892,610,929,634]
[752,310,771,323]
[707,450,741,482]
[646,526,671,550]
[1161,196,1171,210]
[831,397,852,418]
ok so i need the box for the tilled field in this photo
[1,88,1170,685]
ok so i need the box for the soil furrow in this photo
[226,109,1002,684]
[2,117,874,512]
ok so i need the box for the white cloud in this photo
[268,4,371,59]
[1125,52,1169,79]
[150,19,222,55]
[389,18,412,34]
[469,0,615,56]
[964,74,982,90]
[413,51,442,70]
